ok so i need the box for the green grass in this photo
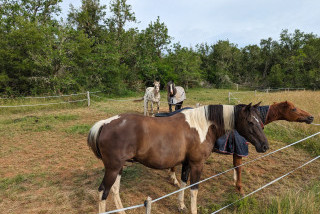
[66,124,91,135]
[0,173,47,192]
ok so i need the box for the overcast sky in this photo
[60,0,320,48]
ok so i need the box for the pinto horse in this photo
[88,103,268,214]
[167,80,186,112]
[167,101,314,194]
[233,101,314,195]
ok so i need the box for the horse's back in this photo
[98,113,191,168]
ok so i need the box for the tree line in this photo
[1,0,319,96]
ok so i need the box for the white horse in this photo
[134,81,161,116]
[144,81,160,116]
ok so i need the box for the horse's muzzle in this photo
[256,143,269,153]
[306,116,314,124]
[262,145,269,152]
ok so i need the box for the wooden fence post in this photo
[236,84,238,91]
[254,90,256,96]
[145,196,152,214]
[228,92,231,104]
[87,91,90,107]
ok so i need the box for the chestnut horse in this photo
[233,101,314,195]
[88,103,268,214]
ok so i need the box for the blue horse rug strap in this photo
[214,130,249,157]
[257,105,270,125]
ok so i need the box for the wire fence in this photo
[100,131,320,214]
[0,91,101,108]
[211,155,320,214]
[1,89,319,213]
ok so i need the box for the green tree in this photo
[68,0,107,40]
[168,43,202,89]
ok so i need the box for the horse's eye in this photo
[249,121,254,126]
[291,108,297,112]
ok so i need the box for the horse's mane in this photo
[206,104,246,131]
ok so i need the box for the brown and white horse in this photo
[168,101,314,195]
[88,103,268,214]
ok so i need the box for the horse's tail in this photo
[87,120,105,159]
[133,97,144,102]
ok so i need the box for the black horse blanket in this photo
[155,106,269,157]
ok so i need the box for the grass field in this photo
[0,89,319,214]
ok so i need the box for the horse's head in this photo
[153,81,160,93]
[167,81,176,97]
[235,103,269,153]
[275,101,314,124]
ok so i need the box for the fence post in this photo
[228,92,231,104]
[254,90,256,96]
[236,84,238,91]
[145,196,152,214]
[87,91,90,107]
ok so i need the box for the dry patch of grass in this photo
[0,89,319,213]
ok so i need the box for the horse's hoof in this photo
[178,205,187,213]
[174,182,181,188]
[172,179,180,188]
[236,188,245,196]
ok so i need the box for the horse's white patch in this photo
[178,182,187,210]
[111,175,125,212]
[92,115,120,132]
[170,170,179,187]
[253,116,260,124]
[89,115,121,145]
[170,84,173,94]
[99,198,106,213]
[119,119,126,127]
[233,169,237,186]
[223,105,235,131]
[190,189,198,214]
[182,107,212,143]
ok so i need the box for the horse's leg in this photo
[168,167,180,187]
[98,166,124,213]
[175,101,183,111]
[150,102,154,116]
[178,161,190,211]
[111,168,125,214]
[233,154,244,195]
[144,98,147,116]
[169,104,172,112]
[157,101,160,113]
[189,163,203,214]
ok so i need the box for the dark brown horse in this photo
[233,101,314,195]
[168,101,314,196]
[167,80,186,112]
[88,103,269,214]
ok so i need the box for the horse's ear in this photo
[244,103,252,112]
[253,101,262,108]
